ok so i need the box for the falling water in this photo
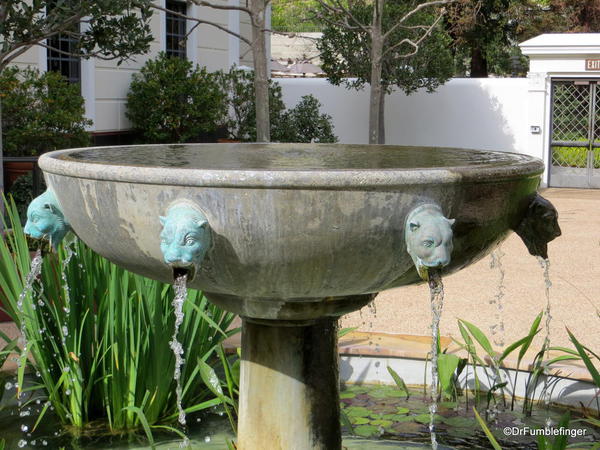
[487,249,506,420]
[537,257,553,355]
[537,257,553,413]
[60,236,77,343]
[489,249,506,348]
[427,270,444,450]
[170,274,190,447]
[16,249,44,448]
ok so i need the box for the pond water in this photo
[1,379,598,449]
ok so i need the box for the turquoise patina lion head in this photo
[405,203,455,280]
[24,189,71,250]
[159,201,211,280]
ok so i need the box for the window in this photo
[166,0,187,59]
[47,29,81,84]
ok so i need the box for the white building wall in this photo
[278,77,532,156]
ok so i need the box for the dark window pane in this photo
[166,0,187,59]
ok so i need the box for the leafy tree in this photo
[0,1,153,72]
[316,0,454,144]
[0,67,91,156]
[158,0,273,142]
[218,66,286,142]
[0,0,154,194]
[126,53,227,143]
[272,0,323,32]
[446,0,525,78]
[278,95,338,143]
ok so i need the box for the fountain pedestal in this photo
[239,318,341,450]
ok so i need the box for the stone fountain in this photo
[26,143,560,450]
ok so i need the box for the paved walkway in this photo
[341,188,600,351]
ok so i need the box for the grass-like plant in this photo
[0,196,239,435]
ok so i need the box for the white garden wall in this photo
[278,77,532,157]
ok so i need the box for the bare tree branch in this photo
[313,0,370,33]
[151,2,252,45]
[383,0,454,40]
[383,10,445,57]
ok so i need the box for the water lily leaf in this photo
[370,419,393,427]
[351,417,370,425]
[414,413,443,424]
[339,392,356,399]
[369,387,406,398]
[353,424,379,438]
[383,413,410,421]
[345,406,371,418]
[396,407,410,414]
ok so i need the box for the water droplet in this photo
[18,439,27,448]
[42,440,48,446]
[63,366,70,373]
[62,325,69,336]
[21,424,29,432]
[5,382,13,390]
[204,436,211,443]
[65,389,71,395]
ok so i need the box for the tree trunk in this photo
[470,46,488,78]
[378,88,385,145]
[368,0,385,145]
[250,0,270,142]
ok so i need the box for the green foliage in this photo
[317,0,454,94]
[5,172,47,222]
[219,67,337,143]
[0,67,91,157]
[126,53,227,143]
[0,1,153,70]
[277,95,337,143]
[218,66,287,142]
[0,196,238,432]
[271,0,323,32]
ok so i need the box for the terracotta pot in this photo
[3,161,34,191]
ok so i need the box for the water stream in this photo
[537,256,553,414]
[427,270,444,450]
[170,274,190,447]
[489,249,506,348]
[16,249,44,448]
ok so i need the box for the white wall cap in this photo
[520,33,600,56]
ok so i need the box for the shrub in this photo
[218,66,287,142]
[126,53,227,143]
[278,95,337,143]
[0,67,91,156]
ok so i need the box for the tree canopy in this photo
[0,0,154,71]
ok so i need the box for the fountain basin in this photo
[37,143,547,450]
[39,143,543,320]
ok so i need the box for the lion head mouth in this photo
[171,264,195,282]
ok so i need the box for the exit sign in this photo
[586,59,600,70]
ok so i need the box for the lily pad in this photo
[382,414,409,421]
[369,387,406,399]
[370,419,393,427]
[396,407,410,415]
[345,406,371,418]
[414,413,443,424]
[339,392,356,399]
[353,424,380,438]
[351,417,370,425]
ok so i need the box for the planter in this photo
[3,160,34,191]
